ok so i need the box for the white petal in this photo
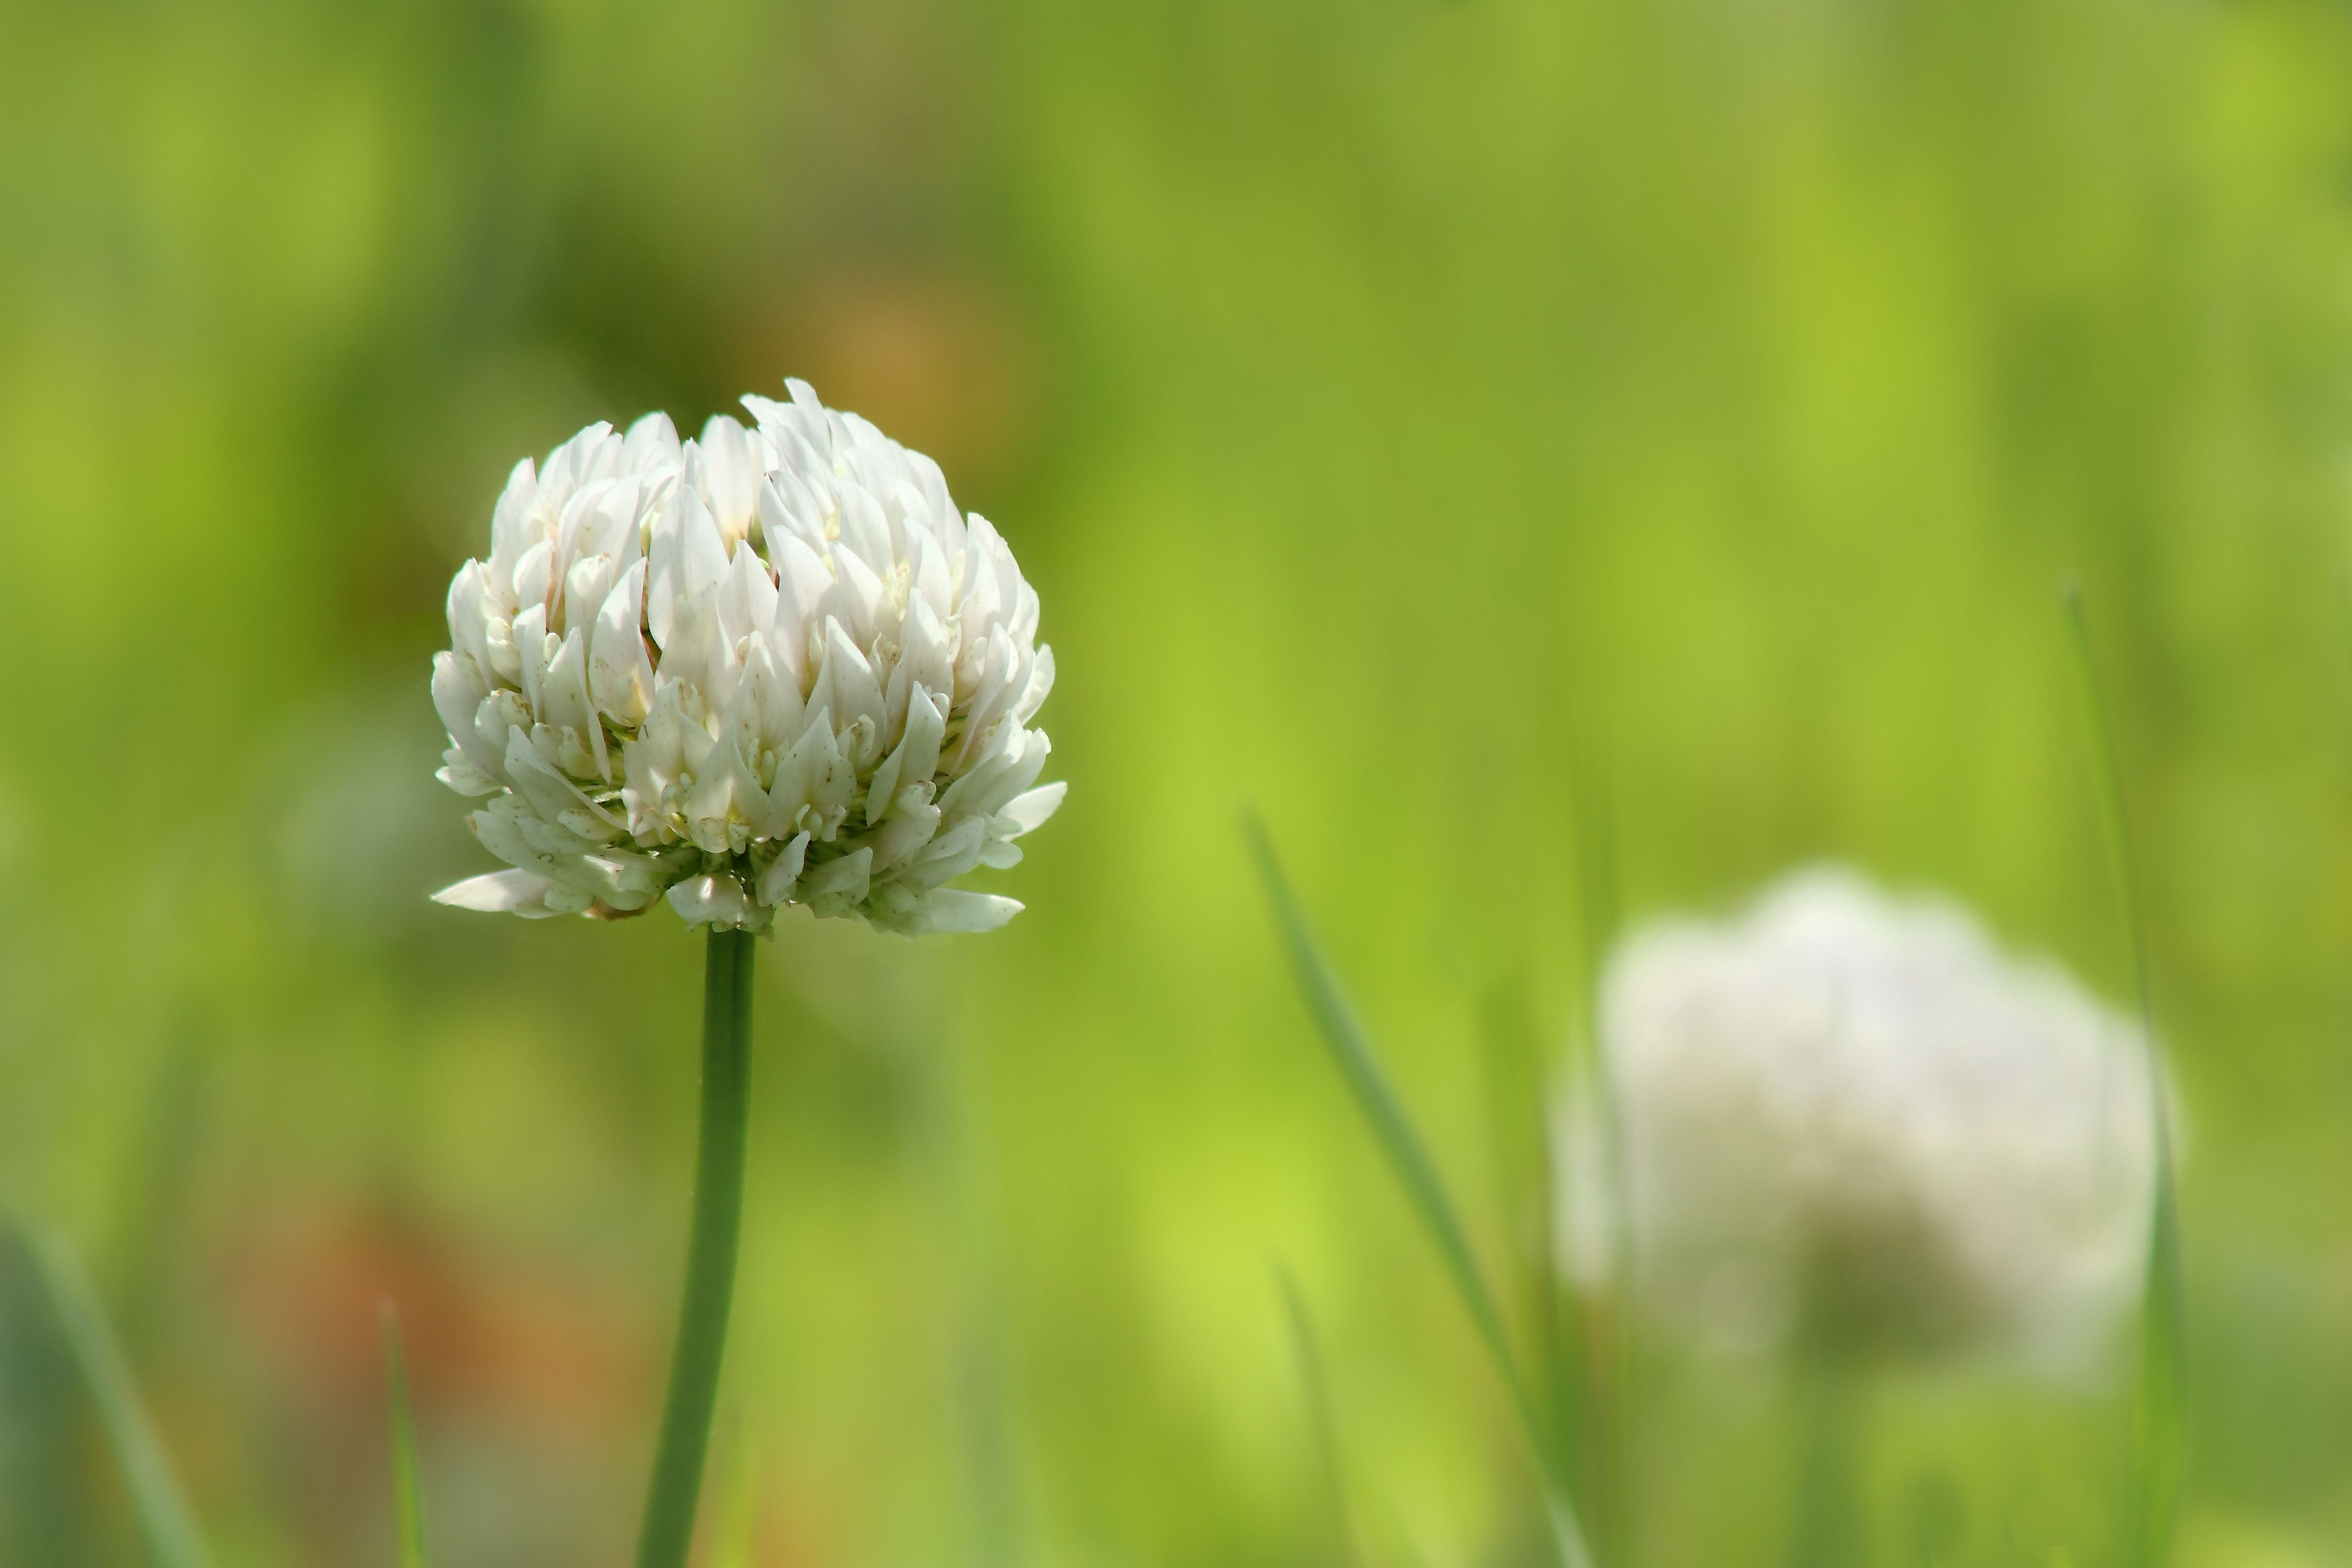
[700,414,759,549]
[624,410,682,470]
[437,750,501,796]
[834,481,894,584]
[718,540,777,646]
[743,633,806,757]
[511,539,556,618]
[821,541,886,650]
[800,847,873,905]
[511,602,550,716]
[940,728,1049,822]
[807,619,887,768]
[590,560,656,725]
[998,780,1066,836]
[914,890,1023,934]
[434,869,558,916]
[486,460,541,597]
[767,710,853,838]
[446,560,495,678]
[885,597,954,742]
[540,629,602,778]
[503,728,622,838]
[905,516,955,622]
[1012,644,1056,727]
[664,586,743,716]
[678,462,732,596]
[667,873,762,930]
[901,814,985,889]
[867,801,943,873]
[541,421,617,508]
[865,684,944,826]
[644,489,682,649]
[756,472,815,557]
[767,531,833,684]
[949,624,1024,771]
[432,652,501,778]
[756,830,813,906]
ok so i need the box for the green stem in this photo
[1787,1368,1860,1568]
[382,1304,432,1568]
[24,1228,210,1568]
[635,928,756,1568]
[1246,818,1594,1568]
[1566,731,1630,1568]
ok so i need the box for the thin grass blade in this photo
[1476,979,1567,1439]
[1564,729,1632,1565]
[1246,815,1594,1568]
[23,1226,210,1568]
[1278,1266,1365,1568]
[381,1303,431,1568]
[2061,580,2187,1568]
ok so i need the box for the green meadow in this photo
[4,0,2352,1562]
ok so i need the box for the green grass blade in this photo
[23,1226,210,1568]
[1246,815,1594,1568]
[1565,727,1631,1565]
[381,1303,432,1568]
[1476,980,1567,1440]
[1278,1266,1365,1568]
[2060,580,2187,1568]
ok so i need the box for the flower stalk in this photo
[635,928,756,1568]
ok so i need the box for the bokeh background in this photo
[6,0,2352,1562]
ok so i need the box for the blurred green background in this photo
[5,0,2352,1562]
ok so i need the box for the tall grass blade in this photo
[381,1303,431,1568]
[1246,815,1595,1568]
[2060,580,2186,1568]
[1278,1266,1365,1568]
[1476,980,1566,1440]
[23,1226,210,1568]
[1565,726,1631,1565]
[912,1032,1030,1568]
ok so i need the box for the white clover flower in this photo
[429,380,1063,934]
[1562,867,2157,1369]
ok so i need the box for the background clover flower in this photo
[1564,866,2158,1369]
[429,380,1063,934]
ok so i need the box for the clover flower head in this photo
[431,380,1062,934]
[1564,867,2157,1369]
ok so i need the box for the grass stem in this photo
[1566,733,1630,1565]
[2060,580,2186,1568]
[24,1227,210,1568]
[1280,1267,1366,1568]
[382,1303,432,1568]
[1248,816,1594,1568]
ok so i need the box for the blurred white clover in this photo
[430,380,1062,934]
[1560,866,2158,1370]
